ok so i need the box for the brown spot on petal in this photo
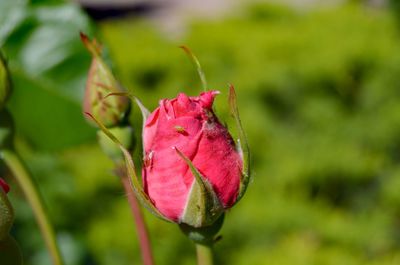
[174,125,189,136]
[144,150,154,170]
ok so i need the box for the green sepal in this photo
[0,189,14,241]
[103,92,150,123]
[85,112,169,221]
[174,147,224,228]
[103,92,150,122]
[133,97,151,155]
[97,126,134,163]
[104,93,151,155]
[133,97,150,128]
[80,32,102,58]
[179,214,224,245]
[0,235,23,265]
[180,46,208,92]
[228,84,250,203]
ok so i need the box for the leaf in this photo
[0,0,96,150]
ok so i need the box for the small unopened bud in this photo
[0,53,11,110]
[81,33,130,127]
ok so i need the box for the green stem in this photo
[117,166,155,265]
[1,149,64,265]
[196,243,214,265]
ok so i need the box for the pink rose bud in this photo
[142,91,243,226]
[0,178,10,194]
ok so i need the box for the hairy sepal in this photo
[105,93,151,155]
[180,45,208,91]
[85,112,168,221]
[175,147,223,228]
[228,84,250,203]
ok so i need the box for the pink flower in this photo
[0,178,10,194]
[142,91,242,223]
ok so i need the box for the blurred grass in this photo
[3,1,400,265]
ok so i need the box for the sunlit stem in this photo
[0,149,64,265]
[196,243,214,265]
[180,45,208,91]
[85,112,167,220]
[115,165,155,265]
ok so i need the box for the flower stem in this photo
[117,166,155,265]
[1,149,64,265]
[196,243,214,265]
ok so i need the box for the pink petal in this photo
[143,116,203,220]
[143,108,160,151]
[192,121,242,208]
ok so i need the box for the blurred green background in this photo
[2,0,400,264]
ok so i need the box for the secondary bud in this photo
[81,33,130,127]
[0,53,10,110]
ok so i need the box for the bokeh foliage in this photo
[2,1,400,265]
[0,0,95,150]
